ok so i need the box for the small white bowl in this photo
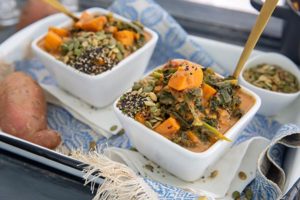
[32,8,158,108]
[239,53,300,116]
[113,60,261,182]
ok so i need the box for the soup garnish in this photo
[243,64,299,93]
[117,60,255,152]
[39,12,148,75]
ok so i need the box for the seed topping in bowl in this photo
[72,47,120,75]
[243,64,299,93]
[39,12,149,75]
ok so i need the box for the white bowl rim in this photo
[113,59,261,158]
[31,7,159,80]
[239,52,300,97]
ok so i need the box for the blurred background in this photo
[0,0,299,64]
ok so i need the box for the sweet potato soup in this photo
[117,60,255,153]
[38,11,150,75]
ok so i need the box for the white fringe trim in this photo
[71,151,158,200]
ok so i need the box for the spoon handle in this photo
[233,0,279,78]
[42,0,79,21]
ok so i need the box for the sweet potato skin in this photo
[0,72,47,136]
[0,72,61,149]
[24,129,61,149]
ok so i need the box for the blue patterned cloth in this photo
[12,0,300,199]
[247,125,300,200]
[109,0,215,71]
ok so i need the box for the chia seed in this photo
[117,92,148,118]
[70,47,119,75]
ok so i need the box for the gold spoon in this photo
[233,0,279,78]
[42,0,79,21]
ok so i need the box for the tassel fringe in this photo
[71,151,158,200]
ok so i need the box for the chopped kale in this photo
[117,61,250,152]
[203,117,218,128]
[158,90,175,105]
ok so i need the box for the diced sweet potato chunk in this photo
[202,83,217,100]
[154,117,180,139]
[81,16,107,32]
[168,65,203,91]
[105,26,118,33]
[135,113,145,124]
[114,30,136,46]
[75,12,107,32]
[75,11,93,28]
[44,31,62,51]
[49,27,69,37]
[186,131,201,144]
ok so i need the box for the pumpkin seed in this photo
[153,121,161,129]
[137,88,143,94]
[117,128,125,135]
[238,171,247,180]
[243,64,299,93]
[144,101,156,107]
[209,170,218,178]
[145,121,152,128]
[245,188,253,200]
[149,92,157,101]
[150,119,158,123]
[231,191,240,200]
[143,85,154,92]
[132,82,142,90]
[110,125,118,131]
[89,141,97,151]
[154,116,163,121]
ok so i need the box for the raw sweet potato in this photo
[23,129,61,150]
[0,72,61,149]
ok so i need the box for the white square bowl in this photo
[113,61,261,182]
[32,8,158,108]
